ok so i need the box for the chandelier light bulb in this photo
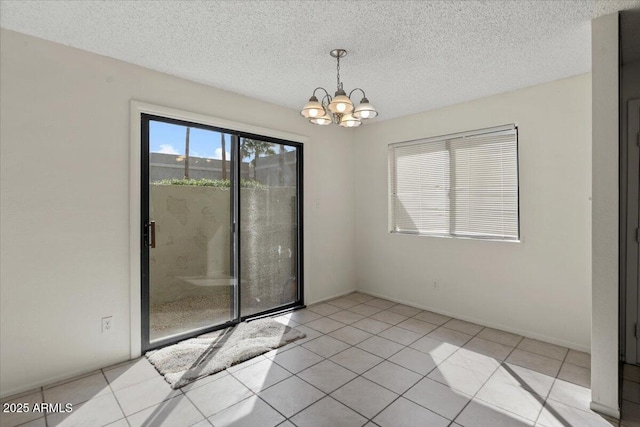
[339,113,361,128]
[353,97,378,120]
[310,110,332,126]
[300,96,324,119]
[311,117,331,126]
[328,92,354,114]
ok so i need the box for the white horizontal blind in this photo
[449,130,519,239]
[389,126,519,240]
[390,140,450,234]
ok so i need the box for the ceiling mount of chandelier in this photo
[301,49,378,127]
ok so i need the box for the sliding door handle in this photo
[148,220,156,248]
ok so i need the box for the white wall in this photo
[0,29,355,397]
[590,13,620,419]
[353,74,592,352]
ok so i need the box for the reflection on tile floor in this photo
[0,292,624,427]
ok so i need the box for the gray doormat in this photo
[146,318,305,389]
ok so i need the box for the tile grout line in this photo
[181,380,218,426]
[291,347,389,422]
[185,347,305,424]
[250,339,340,425]
[551,357,602,421]
[107,366,192,425]
[456,334,582,425]
[99,368,132,427]
[236,301,586,427]
[268,296,586,426]
[424,322,589,425]
[303,296,511,424]
[407,323,499,423]
[447,331,526,426]
[41,387,48,427]
[532,347,574,427]
[335,307,490,424]
[280,301,427,424]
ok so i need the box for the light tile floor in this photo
[0,292,627,427]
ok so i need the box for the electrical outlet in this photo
[102,316,113,334]
[433,281,439,289]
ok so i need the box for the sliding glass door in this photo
[240,138,300,317]
[141,114,302,351]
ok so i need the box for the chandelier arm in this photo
[312,87,332,100]
[348,88,367,100]
[321,94,332,108]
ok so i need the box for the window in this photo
[389,125,519,240]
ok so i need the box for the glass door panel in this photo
[145,117,235,345]
[240,138,299,317]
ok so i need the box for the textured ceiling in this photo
[1,0,639,121]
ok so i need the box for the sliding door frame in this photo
[235,132,305,322]
[129,101,307,357]
[140,113,304,352]
[140,114,240,352]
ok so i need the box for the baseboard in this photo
[306,288,357,306]
[0,356,131,400]
[590,401,620,419]
[355,289,591,353]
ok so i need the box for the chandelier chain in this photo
[336,55,341,90]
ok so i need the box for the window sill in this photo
[389,230,521,243]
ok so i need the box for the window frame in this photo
[388,124,520,242]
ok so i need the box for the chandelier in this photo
[300,49,378,127]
